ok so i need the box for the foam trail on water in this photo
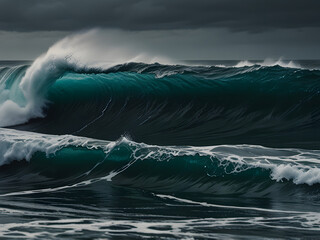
[155,194,307,214]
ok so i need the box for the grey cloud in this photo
[0,0,320,32]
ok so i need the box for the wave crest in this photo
[233,59,301,68]
[0,30,174,127]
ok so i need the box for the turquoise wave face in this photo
[9,63,320,148]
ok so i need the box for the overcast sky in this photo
[0,0,320,60]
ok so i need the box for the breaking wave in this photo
[1,128,320,199]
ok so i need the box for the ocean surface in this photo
[0,58,320,239]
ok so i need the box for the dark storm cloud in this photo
[0,0,319,32]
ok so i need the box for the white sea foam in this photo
[234,60,256,67]
[232,59,301,69]
[0,208,319,239]
[260,58,301,68]
[0,127,108,166]
[271,164,320,185]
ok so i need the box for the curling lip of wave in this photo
[0,29,173,127]
[0,55,92,127]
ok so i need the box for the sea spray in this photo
[0,30,171,127]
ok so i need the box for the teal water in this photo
[0,60,320,239]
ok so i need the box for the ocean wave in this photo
[1,61,319,148]
[0,31,317,128]
[1,128,320,196]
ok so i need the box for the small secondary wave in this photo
[1,128,320,198]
